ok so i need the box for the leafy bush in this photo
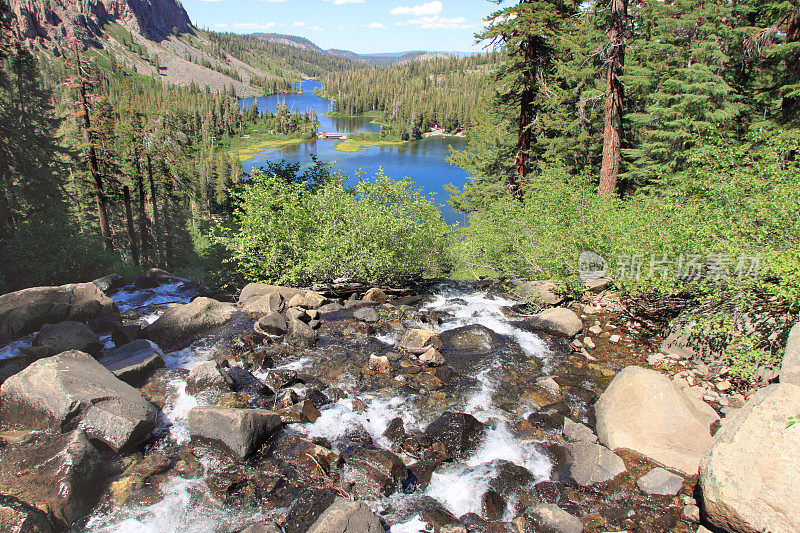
[218,169,451,286]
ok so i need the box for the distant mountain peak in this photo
[251,33,322,52]
[9,0,192,53]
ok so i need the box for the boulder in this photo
[343,447,407,499]
[563,418,597,443]
[145,297,237,351]
[92,273,126,293]
[400,329,443,355]
[32,320,103,356]
[595,366,718,475]
[419,347,445,366]
[287,492,383,533]
[513,280,564,306]
[567,442,626,487]
[186,360,227,394]
[529,308,583,338]
[188,406,282,459]
[239,283,306,308]
[354,307,379,323]
[422,412,484,460]
[700,383,800,533]
[242,292,285,315]
[240,522,282,533]
[111,323,143,346]
[319,302,345,314]
[254,312,288,336]
[440,324,495,355]
[637,467,684,496]
[278,400,321,424]
[584,278,612,293]
[780,322,800,385]
[287,317,317,348]
[523,504,583,533]
[363,288,388,303]
[97,339,165,386]
[0,282,118,344]
[0,431,104,528]
[132,268,193,289]
[0,502,53,533]
[0,350,158,452]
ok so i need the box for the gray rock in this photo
[306,497,383,533]
[563,418,597,443]
[343,447,407,499]
[525,504,583,533]
[0,281,118,344]
[187,360,227,394]
[423,412,484,460]
[700,383,800,533]
[529,308,583,338]
[584,278,612,293]
[32,320,103,356]
[133,268,193,289]
[363,288,388,303]
[254,312,288,336]
[567,442,626,487]
[0,350,158,452]
[0,502,53,533]
[97,338,165,386]
[513,280,564,306]
[319,302,345,314]
[242,292,285,315]
[188,406,282,459]
[92,273,126,293]
[240,522,282,533]
[288,317,317,348]
[637,467,684,496]
[400,329,443,355]
[145,297,237,351]
[419,347,445,366]
[595,366,719,475]
[354,307,380,323]
[0,430,104,529]
[440,324,495,354]
[780,321,800,385]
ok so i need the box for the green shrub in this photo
[218,169,451,286]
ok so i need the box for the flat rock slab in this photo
[529,308,583,338]
[780,322,800,385]
[32,321,103,357]
[145,297,237,351]
[700,383,800,533]
[637,467,684,496]
[0,350,158,452]
[188,406,281,459]
[0,430,104,529]
[97,339,165,386]
[400,329,443,355]
[423,411,484,460]
[306,497,383,533]
[525,504,583,533]
[0,281,118,344]
[595,366,718,475]
[239,283,305,308]
[567,442,626,487]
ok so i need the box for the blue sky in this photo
[183,0,501,54]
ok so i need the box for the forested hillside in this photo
[318,53,501,135]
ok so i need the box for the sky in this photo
[182,0,502,54]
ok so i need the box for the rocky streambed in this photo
[0,272,798,533]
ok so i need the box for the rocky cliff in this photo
[10,0,192,52]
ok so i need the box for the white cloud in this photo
[293,21,306,26]
[399,14,471,29]
[308,25,324,31]
[390,1,442,16]
[363,22,386,29]
[323,0,365,4]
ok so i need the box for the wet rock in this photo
[92,273,126,293]
[595,366,719,475]
[482,489,506,520]
[562,418,597,444]
[188,406,281,459]
[405,459,442,493]
[263,369,298,391]
[217,392,249,408]
[419,347,445,366]
[528,308,583,338]
[133,268,193,289]
[344,447,407,499]
[278,400,321,423]
[305,496,383,533]
[111,323,143,346]
[528,377,564,408]
[0,431,104,529]
[700,383,800,533]
[440,324,495,354]
[383,417,405,443]
[0,350,158,452]
[319,302,345,314]
[567,442,626,487]
[523,504,583,533]
[145,297,237,351]
[240,522,282,533]
[423,412,484,460]
[637,467,684,496]
[400,328,443,355]
[186,360,227,394]
[305,387,332,407]
[528,410,565,434]
[32,320,103,356]
[0,502,53,533]
[254,313,288,336]
[780,322,800,385]
[513,280,564,306]
[275,389,300,410]
[363,288,388,303]
[354,307,380,323]
[97,338,165,386]
[287,317,317,348]
[540,443,572,483]
[226,367,272,398]
[242,292,285,315]
[239,283,305,309]
[0,281,118,344]
[365,354,391,375]
[415,372,444,391]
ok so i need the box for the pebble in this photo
[583,337,596,350]
[589,325,603,335]
[683,504,700,522]
[609,334,620,344]
[716,380,731,391]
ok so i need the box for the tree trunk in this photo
[781,5,800,119]
[135,150,149,263]
[123,185,139,265]
[514,34,538,199]
[599,0,628,196]
[147,155,163,265]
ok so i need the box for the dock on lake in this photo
[317,132,348,140]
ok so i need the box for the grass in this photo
[234,134,309,161]
[333,132,409,153]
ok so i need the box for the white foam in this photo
[390,514,428,532]
[162,344,217,371]
[162,379,200,445]
[111,282,196,313]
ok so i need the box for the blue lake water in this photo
[239,80,469,225]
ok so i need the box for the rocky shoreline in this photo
[0,270,797,532]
